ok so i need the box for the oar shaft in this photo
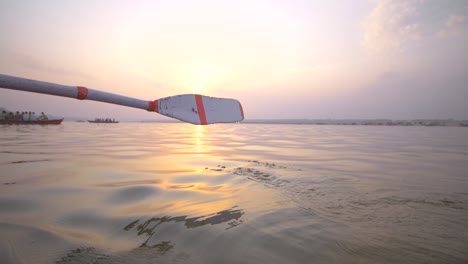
[0,74,152,111]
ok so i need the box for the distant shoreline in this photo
[240,119,468,127]
[98,119,468,127]
[3,107,467,127]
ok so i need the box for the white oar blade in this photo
[157,94,244,125]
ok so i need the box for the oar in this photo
[0,74,244,125]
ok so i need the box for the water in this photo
[0,123,467,263]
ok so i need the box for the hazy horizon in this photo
[2,105,466,123]
[1,0,467,120]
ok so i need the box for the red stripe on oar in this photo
[239,102,244,120]
[147,100,159,112]
[195,94,207,125]
[76,86,88,100]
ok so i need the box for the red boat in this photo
[0,119,64,125]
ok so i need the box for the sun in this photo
[184,61,226,94]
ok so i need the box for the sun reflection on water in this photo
[194,125,204,155]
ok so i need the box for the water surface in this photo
[0,123,467,263]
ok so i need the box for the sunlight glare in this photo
[195,125,204,154]
[183,61,227,94]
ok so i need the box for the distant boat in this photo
[0,118,64,125]
[88,118,119,123]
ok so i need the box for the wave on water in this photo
[186,158,468,263]
[54,207,244,264]
[2,123,468,264]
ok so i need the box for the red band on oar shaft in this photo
[76,86,88,100]
[147,100,159,112]
[195,94,207,125]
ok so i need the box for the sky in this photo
[0,0,467,121]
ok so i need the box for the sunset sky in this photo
[1,0,467,120]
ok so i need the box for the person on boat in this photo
[14,111,23,121]
[38,112,48,120]
[0,110,6,120]
[30,112,37,121]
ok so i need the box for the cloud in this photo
[363,0,468,53]
[437,15,466,37]
[363,0,421,53]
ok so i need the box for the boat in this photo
[88,118,119,123]
[0,119,64,125]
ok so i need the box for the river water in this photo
[0,123,467,263]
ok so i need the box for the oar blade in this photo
[158,94,244,125]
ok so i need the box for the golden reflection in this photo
[93,179,162,187]
[193,168,204,173]
[162,183,238,194]
[167,184,197,190]
[194,125,204,155]
[116,196,239,218]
